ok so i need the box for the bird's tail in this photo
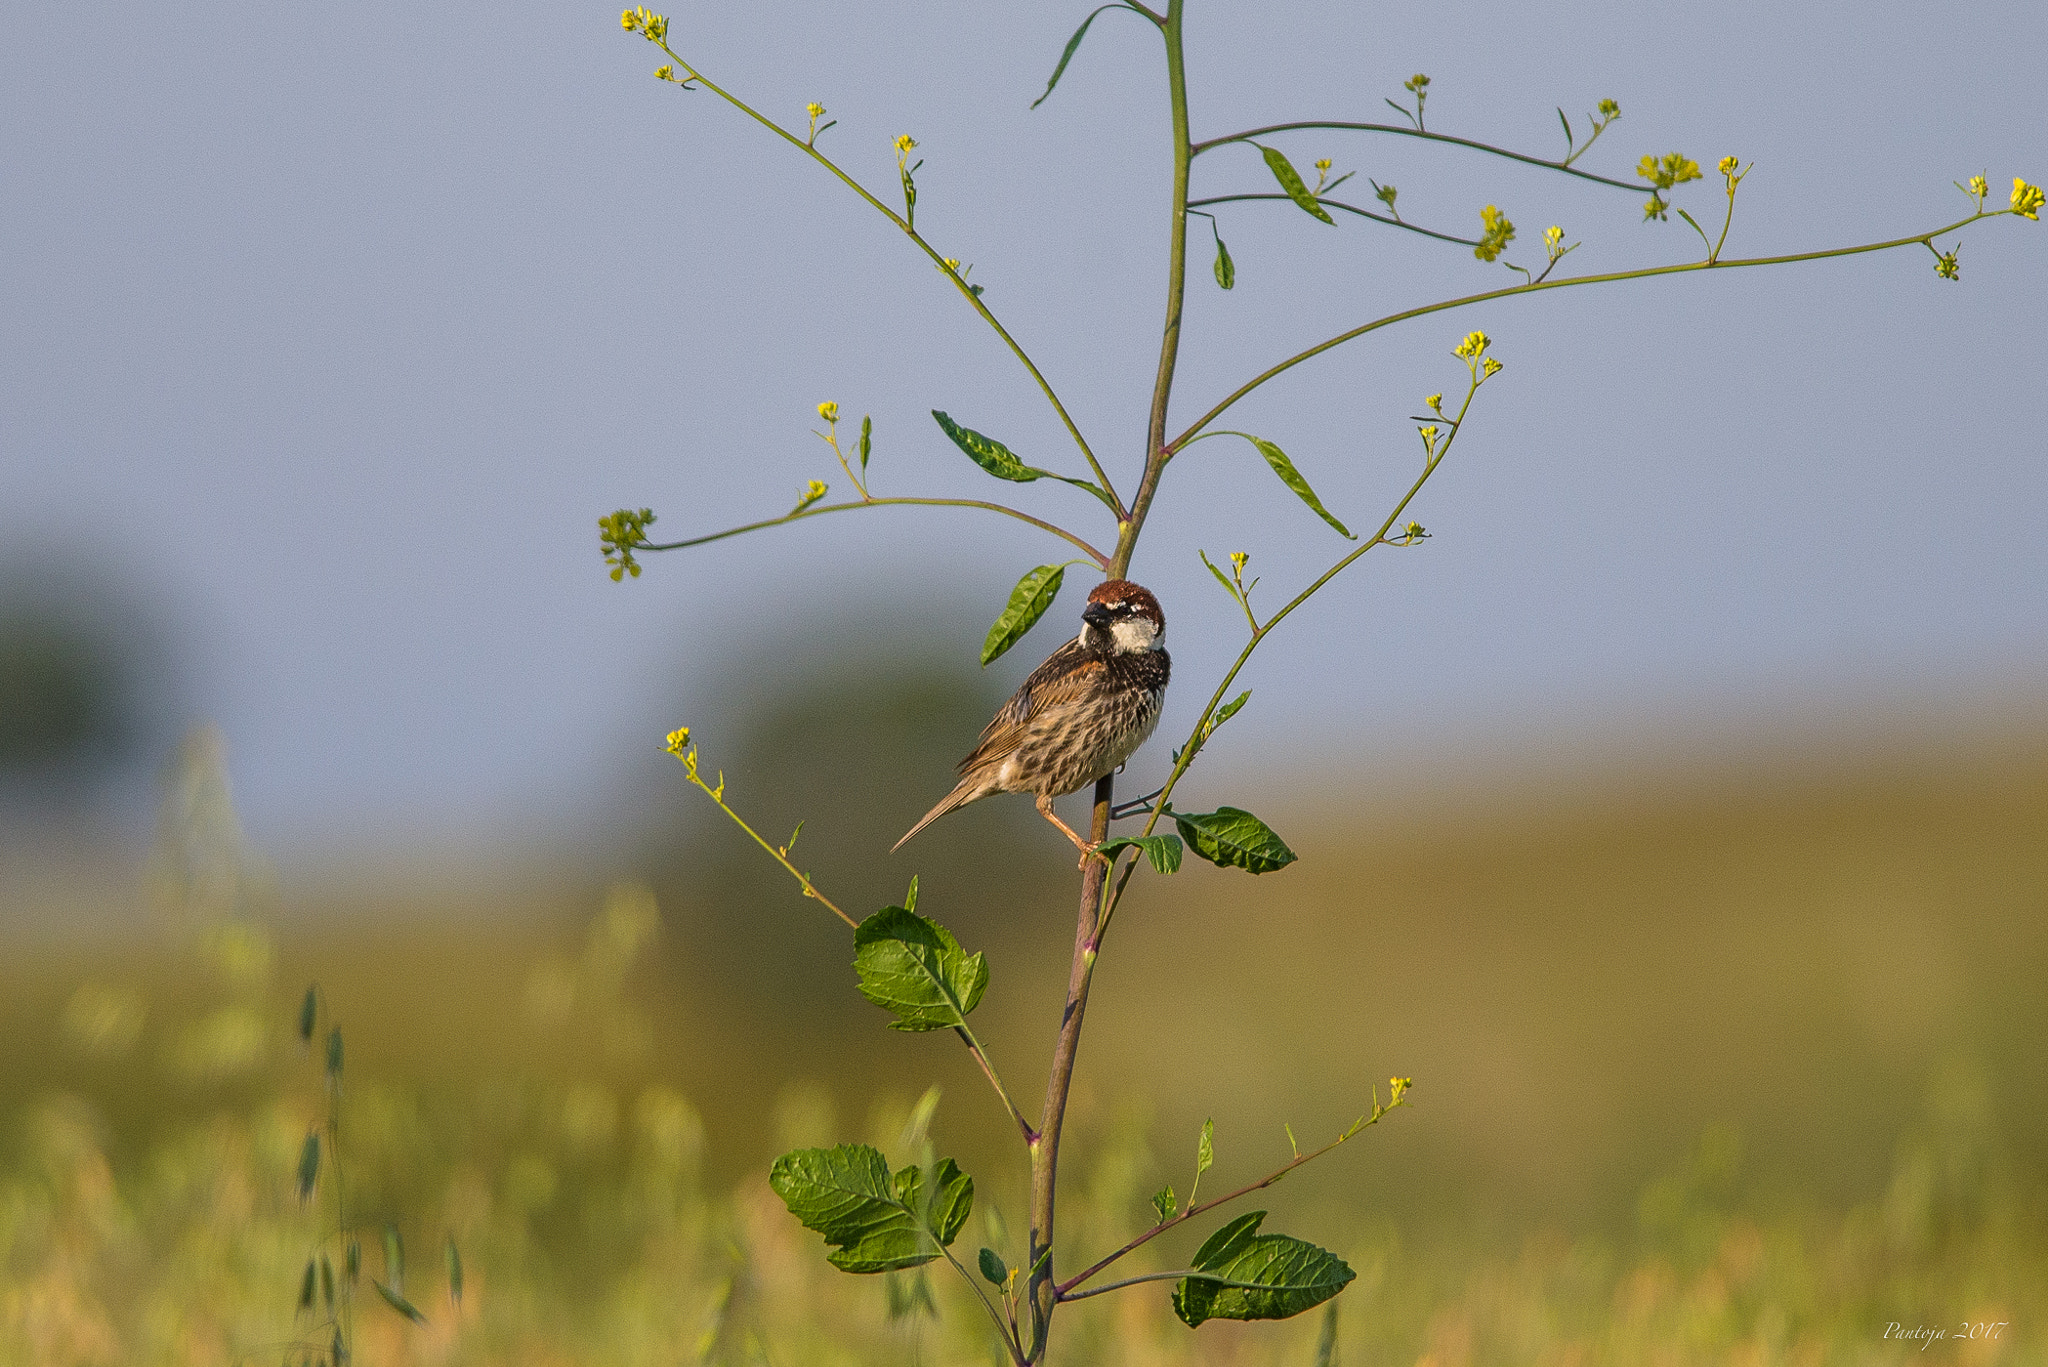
[893,782,981,852]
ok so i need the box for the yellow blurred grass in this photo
[1,724,2044,1364]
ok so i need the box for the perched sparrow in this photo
[895,579,1170,861]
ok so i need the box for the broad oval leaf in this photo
[770,1144,974,1274]
[982,564,1066,666]
[1171,806,1297,874]
[932,410,1039,483]
[1096,832,1183,874]
[854,906,989,1032]
[1213,232,1236,289]
[1245,435,1353,538]
[1171,1211,1355,1327]
[1259,146,1335,224]
[978,1247,1008,1286]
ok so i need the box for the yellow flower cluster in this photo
[1424,392,1444,415]
[1596,98,1621,121]
[1474,204,1516,262]
[1637,152,1702,221]
[1452,330,1491,360]
[619,7,668,42]
[2014,177,2045,220]
[894,133,919,169]
[664,727,692,756]
[794,478,829,513]
[806,102,826,120]
[816,401,839,424]
[598,507,657,582]
[1933,246,1961,281]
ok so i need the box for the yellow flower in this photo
[1474,204,1515,262]
[1404,74,1430,92]
[1453,330,1490,359]
[1424,392,1443,414]
[1543,224,1564,249]
[664,728,692,756]
[1718,156,1739,176]
[806,102,825,119]
[1482,356,1503,378]
[940,257,960,271]
[1314,158,1332,172]
[1933,247,1961,281]
[2013,177,2044,220]
[816,401,839,424]
[654,64,674,81]
[1419,425,1439,445]
[1967,174,1988,199]
[1636,152,1703,191]
[1229,550,1250,579]
[621,8,636,29]
[894,133,919,165]
[1596,98,1620,121]
[1390,1076,1412,1103]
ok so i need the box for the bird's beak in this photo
[1082,602,1113,629]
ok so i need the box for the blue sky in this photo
[4,0,2043,854]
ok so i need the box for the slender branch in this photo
[1055,1102,1403,1298]
[665,740,860,929]
[646,37,1123,513]
[1168,211,2000,452]
[1187,192,1482,248]
[644,495,1111,570]
[1190,120,1643,192]
[954,1023,1038,1145]
[934,1237,1028,1366]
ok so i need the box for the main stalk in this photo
[1025,4,1191,1359]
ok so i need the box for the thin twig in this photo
[644,495,1110,570]
[1187,192,1482,248]
[1190,119,1643,192]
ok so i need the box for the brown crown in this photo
[1085,578,1165,631]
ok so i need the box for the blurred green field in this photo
[2,712,2044,1364]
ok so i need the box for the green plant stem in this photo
[644,495,1110,571]
[649,38,1123,514]
[934,1238,1028,1365]
[673,752,859,929]
[1190,120,1644,192]
[1187,192,1483,247]
[1057,1270,1289,1302]
[1110,0,1192,580]
[1054,1104,1400,1298]
[955,1022,1037,1145]
[1169,211,1998,452]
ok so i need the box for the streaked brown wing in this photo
[959,641,1102,771]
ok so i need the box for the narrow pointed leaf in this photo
[858,414,872,473]
[1213,232,1235,289]
[903,874,918,913]
[1171,1211,1355,1327]
[326,1026,343,1081]
[1097,833,1183,874]
[320,1255,335,1312]
[446,1237,463,1307]
[296,1132,320,1201]
[1258,146,1335,224]
[1171,806,1297,874]
[854,906,989,1031]
[1242,435,1353,537]
[383,1225,404,1291]
[770,1144,974,1274]
[1557,107,1573,149]
[374,1280,429,1326]
[1196,1118,1215,1179]
[1210,690,1251,732]
[297,987,317,1044]
[932,411,1038,483]
[299,1259,317,1312]
[1031,4,1126,109]
[981,564,1066,666]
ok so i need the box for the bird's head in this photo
[1079,579,1166,654]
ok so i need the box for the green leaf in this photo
[1031,4,1127,109]
[1196,1118,1215,1180]
[903,874,918,913]
[858,414,872,473]
[932,410,1039,483]
[1171,1211,1355,1328]
[319,1255,335,1312]
[1211,690,1251,732]
[1213,231,1235,290]
[326,1026,343,1081]
[297,986,317,1044]
[296,1132,320,1202]
[299,1259,317,1312]
[770,1144,974,1274]
[1096,833,1183,874]
[981,563,1066,666]
[931,410,1117,512]
[374,1280,429,1326]
[854,906,989,1032]
[1241,435,1353,538]
[1258,146,1335,224]
[1152,1184,1177,1223]
[1172,806,1297,874]
[1557,106,1573,149]
[978,1247,1008,1286]
[383,1225,404,1289]
[446,1237,463,1307]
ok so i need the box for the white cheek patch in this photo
[1109,617,1159,651]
